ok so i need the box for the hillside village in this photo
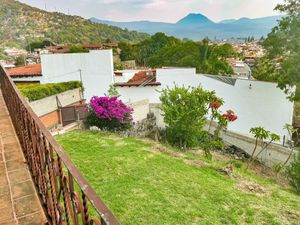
[0,1,299,225]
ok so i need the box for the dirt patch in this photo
[284,210,300,221]
[184,159,208,167]
[151,144,184,158]
[219,165,234,177]
[236,180,269,196]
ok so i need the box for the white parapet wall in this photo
[41,50,114,101]
[117,68,294,141]
[29,88,82,117]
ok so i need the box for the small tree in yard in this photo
[85,96,133,131]
[107,84,120,97]
[160,85,218,149]
[287,148,300,193]
[279,124,300,193]
[248,127,280,167]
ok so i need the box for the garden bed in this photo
[56,130,300,225]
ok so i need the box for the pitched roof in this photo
[115,70,161,87]
[7,64,42,77]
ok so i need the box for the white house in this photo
[41,50,114,101]
[115,68,294,141]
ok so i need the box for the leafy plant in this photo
[248,127,280,167]
[214,110,238,138]
[287,148,300,193]
[18,81,82,101]
[69,46,89,53]
[107,84,120,97]
[159,85,218,149]
[198,131,224,159]
[86,96,133,131]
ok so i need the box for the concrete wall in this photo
[29,88,82,117]
[206,122,297,167]
[118,86,160,104]
[117,68,294,141]
[41,50,114,101]
[127,102,296,167]
[128,99,150,122]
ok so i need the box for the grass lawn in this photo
[56,130,300,225]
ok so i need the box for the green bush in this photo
[198,131,224,159]
[287,149,300,193]
[18,81,82,102]
[160,85,219,149]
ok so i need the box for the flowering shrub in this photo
[209,101,222,109]
[214,110,238,137]
[222,110,238,122]
[85,96,133,131]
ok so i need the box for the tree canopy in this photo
[262,0,300,100]
[119,33,236,76]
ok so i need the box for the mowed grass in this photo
[56,131,300,225]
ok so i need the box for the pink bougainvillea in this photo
[89,96,133,124]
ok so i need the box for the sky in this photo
[19,0,284,23]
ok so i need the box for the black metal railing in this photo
[0,66,120,225]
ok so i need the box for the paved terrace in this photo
[0,90,47,225]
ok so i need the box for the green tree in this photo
[160,85,218,149]
[263,0,300,100]
[252,56,278,82]
[69,46,89,53]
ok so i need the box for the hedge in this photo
[17,81,82,102]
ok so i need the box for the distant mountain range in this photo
[90,13,283,40]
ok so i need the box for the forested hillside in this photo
[0,0,148,48]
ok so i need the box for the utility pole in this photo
[78,69,85,100]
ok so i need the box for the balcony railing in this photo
[0,66,120,225]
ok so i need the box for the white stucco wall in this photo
[41,50,114,101]
[117,86,161,104]
[117,68,293,140]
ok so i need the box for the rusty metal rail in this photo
[0,66,120,225]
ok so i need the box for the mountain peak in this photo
[176,13,214,26]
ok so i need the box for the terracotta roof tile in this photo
[7,64,42,77]
[115,70,160,87]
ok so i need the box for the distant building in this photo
[230,60,252,79]
[4,47,27,57]
[7,64,42,85]
[6,50,114,101]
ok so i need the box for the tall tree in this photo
[263,0,300,100]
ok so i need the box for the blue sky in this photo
[19,0,284,22]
